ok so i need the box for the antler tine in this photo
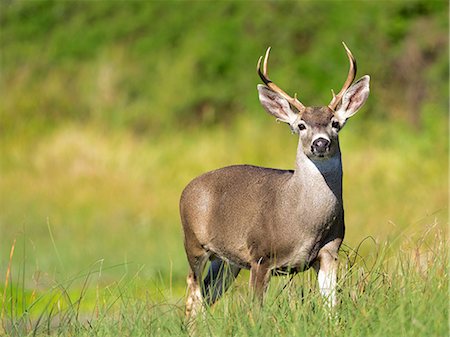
[257,47,305,113]
[328,42,357,111]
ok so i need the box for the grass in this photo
[1,223,447,336]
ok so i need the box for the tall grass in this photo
[1,224,447,336]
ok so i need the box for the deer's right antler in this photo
[328,42,357,111]
[257,47,306,114]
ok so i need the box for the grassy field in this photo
[1,1,449,336]
[1,220,447,336]
[1,118,448,336]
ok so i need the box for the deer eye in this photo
[298,123,306,131]
[331,121,341,130]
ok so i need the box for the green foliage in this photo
[1,0,448,134]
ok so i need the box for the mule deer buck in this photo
[180,43,370,319]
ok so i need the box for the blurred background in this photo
[1,1,448,297]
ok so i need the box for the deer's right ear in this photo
[257,84,299,127]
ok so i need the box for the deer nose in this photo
[312,137,330,153]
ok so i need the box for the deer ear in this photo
[257,84,299,127]
[335,75,370,123]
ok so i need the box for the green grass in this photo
[1,224,447,336]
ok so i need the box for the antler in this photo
[328,42,357,111]
[257,47,306,113]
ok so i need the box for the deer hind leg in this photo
[249,261,271,303]
[203,257,241,305]
[185,251,209,320]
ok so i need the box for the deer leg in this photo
[314,246,339,308]
[185,252,209,320]
[249,261,271,303]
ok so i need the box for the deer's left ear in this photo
[335,75,370,123]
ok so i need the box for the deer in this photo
[180,42,370,319]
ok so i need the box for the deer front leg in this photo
[314,245,340,308]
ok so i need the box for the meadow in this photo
[1,1,448,336]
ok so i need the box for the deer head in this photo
[257,43,370,160]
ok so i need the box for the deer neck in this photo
[293,140,343,201]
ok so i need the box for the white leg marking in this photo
[186,274,203,319]
[318,267,337,307]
